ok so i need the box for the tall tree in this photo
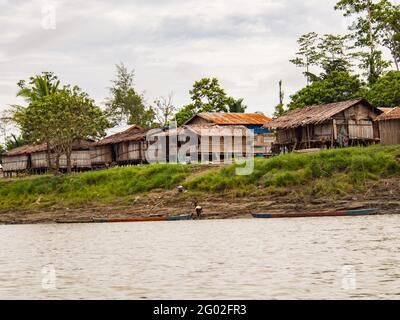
[366,70,400,107]
[374,0,400,70]
[153,92,177,127]
[174,77,244,125]
[13,86,109,174]
[288,71,365,110]
[17,72,60,102]
[318,34,354,75]
[14,72,61,168]
[290,32,323,84]
[335,0,390,85]
[105,63,155,127]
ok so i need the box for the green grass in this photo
[184,145,400,198]
[1,145,400,210]
[0,164,194,210]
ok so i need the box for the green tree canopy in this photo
[13,86,110,173]
[4,134,26,151]
[366,70,400,107]
[105,63,155,127]
[288,71,365,109]
[335,0,391,85]
[17,72,60,103]
[175,77,246,125]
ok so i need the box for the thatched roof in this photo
[265,99,381,130]
[4,144,47,157]
[94,125,148,146]
[185,113,272,125]
[376,107,400,121]
[4,139,94,157]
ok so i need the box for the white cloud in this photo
[1,0,376,133]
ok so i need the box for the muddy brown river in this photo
[0,215,399,299]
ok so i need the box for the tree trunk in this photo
[367,2,377,84]
[46,141,52,170]
[66,148,72,174]
[54,154,60,175]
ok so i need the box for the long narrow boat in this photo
[252,208,378,219]
[56,214,192,224]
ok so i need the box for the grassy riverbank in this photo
[0,145,400,217]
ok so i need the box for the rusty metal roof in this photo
[376,107,400,121]
[158,124,251,137]
[94,125,148,146]
[185,113,272,125]
[265,99,380,130]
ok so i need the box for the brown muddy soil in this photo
[1,178,399,225]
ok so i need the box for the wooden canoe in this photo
[166,214,192,221]
[57,214,193,224]
[92,217,166,223]
[252,208,378,219]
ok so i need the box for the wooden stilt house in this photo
[91,125,149,167]
[375,107,400,145]
[265,99,383,152]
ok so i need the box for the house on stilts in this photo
[375,107,400,146]
[265,99,383,152]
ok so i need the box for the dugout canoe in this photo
[57,214,192,224]
[252,208,378,219]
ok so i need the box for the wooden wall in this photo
[2,155,29,172]
[379,120,400,145]
[90,145,113,166]
[31,152,49,169]
[116,141,145,163]
[59,150,92,169]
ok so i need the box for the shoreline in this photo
[1,191,399,225]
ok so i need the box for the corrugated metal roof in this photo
[94,125,147,146]
[185,113,272,125]
[158,124,251,137]
[265,99,380,130]
[376,107,400,121]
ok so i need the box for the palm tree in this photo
[5,134,26,151]
[16,72,61,169]
[17,72,60,103]
[229,98,247,113]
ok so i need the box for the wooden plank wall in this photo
[2,155,29,172]
[90,145,113,165]
[379,120,400,145]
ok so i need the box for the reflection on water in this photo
[0,215,399,299]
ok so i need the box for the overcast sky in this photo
[0,0,390,126]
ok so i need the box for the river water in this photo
[0,215,399,300]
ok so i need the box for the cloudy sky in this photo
[0,0,374,123]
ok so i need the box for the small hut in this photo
[184,113,274,156]
[375,107,400,146]
[91,125,149,167]
[1,139,94,177]
[265,99,383,152]
[152,124,252,163]
[1,144,44,177]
